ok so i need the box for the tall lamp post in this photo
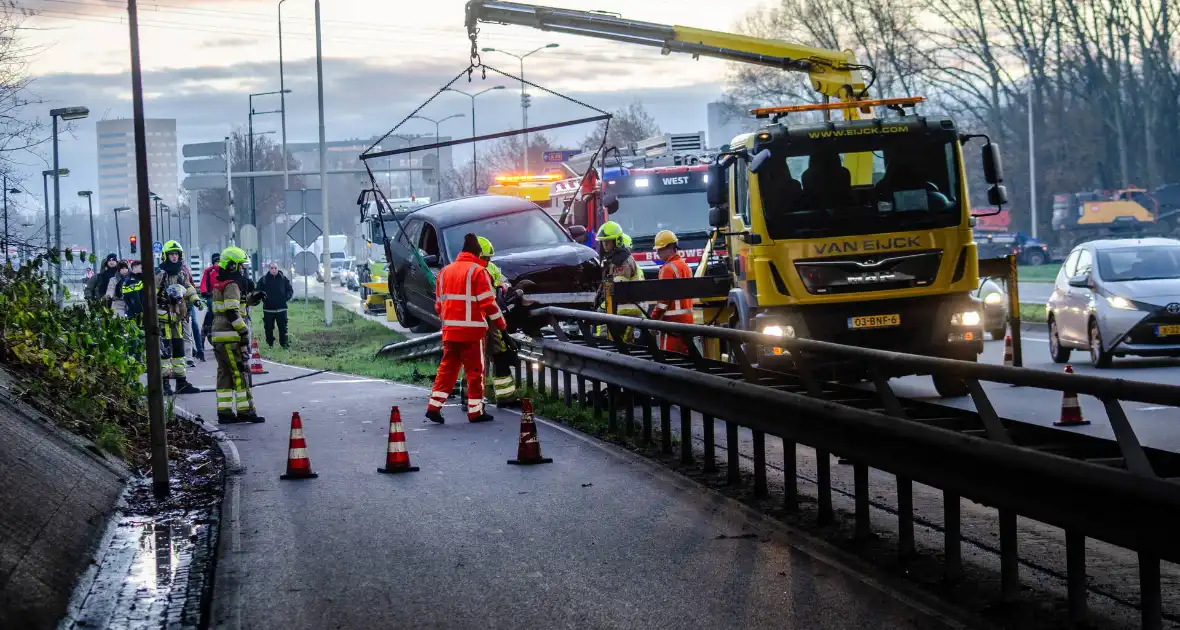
[277,0,291,196]
[42,168,69,254]
[113,206,131,259]
[78,190,95,260]
[150,192,162,244]
[3,177,19,265]
[248,91,287,274]
[50,106,88,299]
[408,113,465,201]
[481,44,558,173]
[444,85,504,194]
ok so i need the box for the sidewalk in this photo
[184,356,967,630]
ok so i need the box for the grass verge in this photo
[1018,303,1047,323]
[250,299,437,385]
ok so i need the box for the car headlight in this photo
[984,292,1003,305]
[762,325,785,337]
[951,311,981,326]
[1106,295,1137,310]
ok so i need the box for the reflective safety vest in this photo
[435,252,506,342]
[652,253,694,323]
[486,260,506,288]
[210,273,250,344]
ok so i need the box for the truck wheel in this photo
[1025,250,1047,266]
[931,351,976,398]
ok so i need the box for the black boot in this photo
[468,411,494,423]
[162,379,174,396]
[425,409,445,424]
[217,412,244,425]
[174,379,201,395]
[238,412,265,423]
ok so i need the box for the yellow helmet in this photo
[477,236,494,258]
[596,221,623,242]
[653,230,678,250]
[162,240,183,255]
[219,246,248,269]
[620,232,633,249]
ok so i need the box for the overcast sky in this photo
[13,0,763,224]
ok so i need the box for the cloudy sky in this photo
[14,0,763,225]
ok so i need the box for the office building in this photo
[96,118,178,214]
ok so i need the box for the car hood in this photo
[493,243,601,294]
[1102,278,1180,305]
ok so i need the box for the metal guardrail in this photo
[376,331,443,361]
[518,306,1180,628]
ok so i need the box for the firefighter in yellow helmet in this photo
[477,236,520,407]
[595,221,643,341]
[156,240,201,395]
[209,247,267,424]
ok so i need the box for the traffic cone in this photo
[249,338,267,374]
[1054,365,1090,427]
[377,406,419,474]
[280,412,319,479]
[1003,335,1014,367]
[507,399,552,466]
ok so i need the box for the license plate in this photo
[1157,324,1180,337]
[848,314,901,329]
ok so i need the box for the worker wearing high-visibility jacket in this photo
[596,221,643,342]
[478,236,520,408]
[210,247,267,424]
[650,230,695,353]
[156,240,201,395]
[426,233,507,424]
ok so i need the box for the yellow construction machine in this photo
[466,1,1008,396]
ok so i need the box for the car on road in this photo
[974,277,1008,339]
[338,259,360,291]
[1046,237,1180,368]
[386,195,599,332]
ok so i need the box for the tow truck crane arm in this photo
[465,0,871,102]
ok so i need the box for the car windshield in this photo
[757,132,961,240]
[442,208,570,258]
[1097,245,1180,281]
[610,191,710,239]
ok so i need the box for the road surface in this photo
[182,360,970,630]
[1016,281,1053,304]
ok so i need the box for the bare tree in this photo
[580,101,661,151]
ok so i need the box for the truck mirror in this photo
[706,163,728,207]
[748,148,773,174]
[708,206,727,228]
[423,254,440,268]
[987,184,1009,206]
[982,142,1003,184]
[567,225,588,242]
[603,194,619,214]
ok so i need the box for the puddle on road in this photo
[61,446,223,630]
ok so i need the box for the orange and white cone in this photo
[1003,335,1014,367]
[1054,365,1089,426]
[249,338,266,374]
[377,406,419,474]
[507,399,552,466]
[280,412,319,479]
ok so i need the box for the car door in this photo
[407,221,444,321]
[1050,249,1080,343]
[394,219,422,294]
[1062,248,1095,343]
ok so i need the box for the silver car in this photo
[974,277,1009,340]
[1046,238,1180,368]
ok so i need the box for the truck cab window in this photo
[733,164,750,226]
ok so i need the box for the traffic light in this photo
[129,235,137,255]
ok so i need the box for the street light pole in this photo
[248,91,288,277]
[278,0,290,195]
[41,169,68,255]
[78,191,94,260]
[50,105,88,302]
[409,113,465,201]
[483,45,557,173]
[315,0,331,325]
[444,86,504,194]
[3,177,19,265]
[113,207,129,259]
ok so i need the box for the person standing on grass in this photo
[257,262,294,349]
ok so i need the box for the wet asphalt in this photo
[180,359,964,630]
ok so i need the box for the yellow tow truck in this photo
[466,1,1008,396]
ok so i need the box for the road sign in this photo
[283,188,322,215]
[293,251,320,277]
[240,224,259,252]
[152,241,162,254]
[182,175,226,190]
[182,141,226,158]
[183,157,227,174]
[286,216,322,249]
[543,150,578,163]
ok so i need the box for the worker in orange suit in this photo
[650,230,695,353]
[425,233,507,424]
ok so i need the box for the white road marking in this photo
[1137,406,1172,412]
[311,378,388,385]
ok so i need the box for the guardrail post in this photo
[680,406,694,465]
[526,359,534,391]
[563,371,572,408]
[660,400,672,454]
[702,414,717,473]
[753,430,767,498]
[945,492,961,582]
[784,440,797,513]
[1065,531,1087,624]
[726,421,740,485]
[1000,510,1019,601]
[897,476,914,560]
[642,397,653,447]
[1140,553,1162,630]
[607,384,618,437]
[623,390,635,439]
[817,449,833,525]
[854,463,869,539]
[549,367,560,399]
[538,364,546,397]
[577,375,586,409]
[591,380,602,422]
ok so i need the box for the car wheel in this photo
[390,281,420,328]
[1025,250,1047,266]
[1048,317,1071,363]
[931,350,976,398]
[1088,319,1113,368]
